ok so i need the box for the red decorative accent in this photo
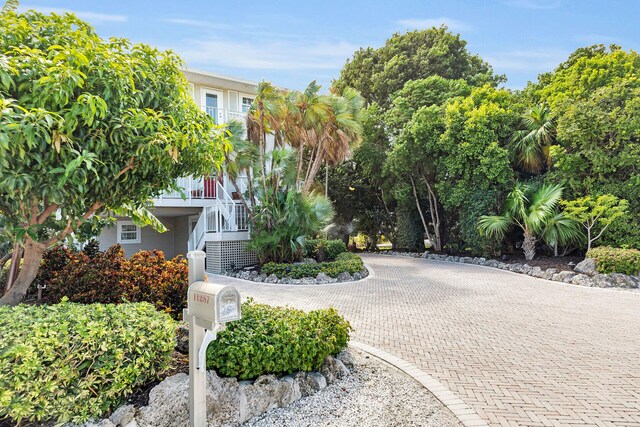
[204,176,217,199]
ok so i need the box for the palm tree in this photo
[478,182,564,260]
[302,88,363,194]
[541,210,584,256]
[510,104,555,174]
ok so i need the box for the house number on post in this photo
[183,251,242,427]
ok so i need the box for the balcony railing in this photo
[204,107,247,124]
[161,176,219,199]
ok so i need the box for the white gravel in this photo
[243,348,461,427]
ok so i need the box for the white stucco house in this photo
[97,69,259,273]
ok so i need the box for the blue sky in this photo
[18,0,640,92]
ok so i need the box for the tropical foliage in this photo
[586,246,640,276]
[477,183,571,260]
[228,80,362,263]
[0,5,228,305]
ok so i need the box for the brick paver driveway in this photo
[216,254,640,426]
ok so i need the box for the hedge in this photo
[34,244,188,319]
[261,252,364,279]
[303,239,347,261]
[0,301,176,425]
[586,246,640,275]
[207,299,352,379]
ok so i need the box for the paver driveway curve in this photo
[214,254,640,426]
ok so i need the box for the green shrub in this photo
[587,246,640,275]
[303,239,347,261]
[207,300,352,379]
[0,301,176,425]
[261,252,364,279]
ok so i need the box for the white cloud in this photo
[176,38,359,71]
[484,49,568,71]
[396,17,471,32]
[162,18,232,30]
[18,5,127,23]
[503,0,562,9]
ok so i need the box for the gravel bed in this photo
[243,348,461,427]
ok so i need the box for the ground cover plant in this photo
[206,299,352,379]
[0,300,176,425]
[261,252,364,279]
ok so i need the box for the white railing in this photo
[186,181,250,251]
[204,107,247,125]
[161,176,218,200]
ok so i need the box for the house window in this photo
[117,221,141,244]
[241,96,254,113]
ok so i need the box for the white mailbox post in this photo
[183,251,241,427]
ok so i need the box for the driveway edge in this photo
[349,341,488,427]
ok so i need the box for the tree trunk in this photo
[554,242,559,257]
[410,176,432,246]
[422,175,442,251]
[0,239,45,306]
[522,229,536,261]
[4,243,22,293]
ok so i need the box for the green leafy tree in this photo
[478,182,566,260]
[561,195,629,251]
[0,6,226,305]
[531,45,640,248]
[333,26,504,107]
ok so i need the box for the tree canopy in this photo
[333,26,504,107]
[0,6,227,304]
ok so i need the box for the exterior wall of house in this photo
[98,217,176,258]
[173,215,191,258]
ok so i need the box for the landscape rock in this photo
[206,370,241,426]
[239,375,280,423]
[485,259,499,268]
[337,272,352,282]
[552,271,577,283]
[320,356,349,384]
[295,372,327,397]
[460,257,473,264]
[591,274,615,288]
[85,420,116,427]
[265,274,279,284]
[541,268,558,280]
[574,258,597,275]
[336,349,356,370]
[570,273,594,287]
[529,266,545,278]
[315,272,333,284]
[136,373,189,427]
[609,273,639,288]
[109,404,135,427]
[175,323,189,354]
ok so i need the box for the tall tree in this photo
[333,26,504,107]
[0,7,227,305]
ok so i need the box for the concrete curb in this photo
[349,341,488,427]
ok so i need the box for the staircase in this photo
[187,182,249,252]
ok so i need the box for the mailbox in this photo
[187,281,241,326]
[184,251,242,427]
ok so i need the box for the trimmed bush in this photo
[34,245,189,319]
[0,301,176,425]
[303,239,347,261]
[261,252,364,279]
[121,250,189,318]
[42,245,126,304]
[587,246,640,275]
[207,300,352,379]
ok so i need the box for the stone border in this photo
[350,341,488,427]
[367,251,640,290]
[215,265,372,286]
